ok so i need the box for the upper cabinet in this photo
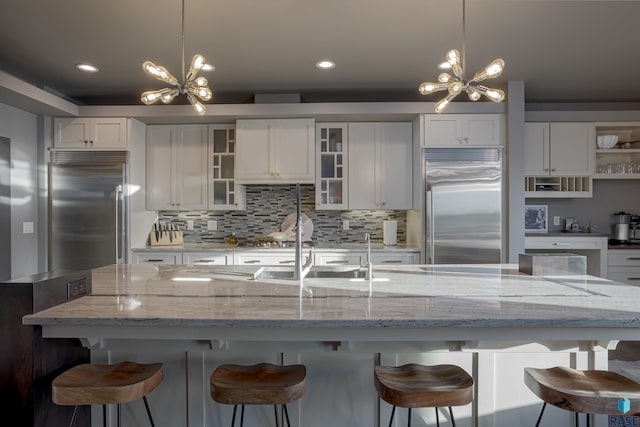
[146,125,208,210]
[53,118,128,149]
[208,125,245,210]
[348,122,412,210]
[424,114,503,147]
[594,122,640,180]
[235,119,315,184]
[524,122,594,198]
[316,123,348,210]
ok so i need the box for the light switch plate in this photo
[22,222,34,234]
[342,220,350,231]
[187,220,194,230]
[553,216,560,226]
[207,220,218,231]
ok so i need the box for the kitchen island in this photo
[23,264,640,427]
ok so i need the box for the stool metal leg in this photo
[274,405,280,427]
[586,413,591,427]
[449,407,456,427]
[388,406,396,427]
[143,395,156,427]
[230,405,238,427]
[240,404,245,427]
[67,405,79,427]
[407,407,412,427]
[283,404,292,427]
[575,412,580,427]
[117,403,121,427]
[435,407,440,427]
[535,402,547,427]
[103,404,107,427]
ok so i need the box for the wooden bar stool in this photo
[210,363,306,427]
[52,361,163,427]
[524,366,640,427]
[374,363,474,427]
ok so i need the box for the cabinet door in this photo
[314,253,363,266]
[175,125,208,209]
[549,123,595,176]
[234,253,297,266]
[146,126,175,209]
[524,122,550,176]
[371,253,420,264]
[134,252,182,264]
[462,115,502,146]
[273,119,315,182]
[348,123,378,209]
[183,252,230,265]
[235,119,272,182]
[54,118,92,148]
[316,124,348,210]
[380,123,412,209]
[93,118,127,148]
[424,115,461,147]
[209,125,245,210]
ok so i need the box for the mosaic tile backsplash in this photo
[158,185,407,244]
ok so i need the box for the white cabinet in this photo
[233,252,310,266]
[134,251,182,265]
[208,124,245,210]
[316,123,348,210]
[371,252,420,264]
[146,125,208,210]
[53,117,128,149]
[348,122,413,209]
[424,114,502,147]
[524,235,608,277]
[183,252,231,265]
[235,119,315,184]
[524,122,595,197]
[524,122,595,176]
[594,122,640,179]
[314,252,363,266]
[608,250,640,286]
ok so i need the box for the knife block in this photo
[149,230,184,246]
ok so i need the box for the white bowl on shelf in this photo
[597,135,618,149]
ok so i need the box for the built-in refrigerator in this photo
[49,151,129,271]
[424,147,503,264]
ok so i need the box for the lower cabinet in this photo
[183,252,231,265]
[371,252,420,264]
[314,252,364,266]
[608,250,640,286]
[233,252,298,266]
[134,251,182,265]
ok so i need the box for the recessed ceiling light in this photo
[75,63,99,73]
[316,60,336,70]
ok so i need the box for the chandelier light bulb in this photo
[194,76,208,87]
[187,94,206,115]
[470,58,505,83]
[142,61,179,86]
[466,86,481,101]
[435,94,456,114]
[476,85,505,103]
[419,81,449,95]
[186,54,206,81]
[141,88,174,105]
[448,81,464,96]
[438,73,454,83]
[160,88,180,104]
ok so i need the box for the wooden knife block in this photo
[149,230,184,246]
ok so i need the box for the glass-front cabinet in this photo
[594,122,640,179]
[208,124,245,210]
[316,123,348,210]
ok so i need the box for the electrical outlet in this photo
[187,220,194,230]
[207,220,218,231]
[22,222,34,234]
[342,220,350,231]
[553,216,560,226]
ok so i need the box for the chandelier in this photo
[141,0,213,115]
[418,0,505,113]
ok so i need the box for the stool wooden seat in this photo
[52,361,163,427]
[524,366,640,427]
[211,363,306,427]
[374,364,473,427]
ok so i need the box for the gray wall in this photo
[527,180,640,235]
[0,102,40,277]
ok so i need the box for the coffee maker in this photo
[631,215,640,241]
[611,212,631,244]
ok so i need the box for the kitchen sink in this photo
[255,266,367,280]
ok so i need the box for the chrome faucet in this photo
[293,184,313,283]
[363,232,373,280]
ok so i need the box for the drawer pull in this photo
[144,259,165,262]
[195,259,216,263]
[626,258,640,261]
[279,260,295,264]
[552,243,570,246]
[243,260,260,264]
[627,277,640,281]
[382,260,403,264]
[327,260,349,264]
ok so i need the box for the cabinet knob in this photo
[551,168,556,172]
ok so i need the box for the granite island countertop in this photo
[132,243,420,252]
[22,264,640,343]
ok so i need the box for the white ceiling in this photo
[1,0,639,106]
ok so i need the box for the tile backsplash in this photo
[158,185,407,244]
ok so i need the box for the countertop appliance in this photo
[424,147,503,264]
[49,151,129,271]
[611,212,631,244]
[0,269,91,427]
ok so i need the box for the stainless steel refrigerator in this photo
[424,147,503,264]
[49,151,129,271]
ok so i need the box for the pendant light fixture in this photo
[141,0,213,115]
[418,0,505,113]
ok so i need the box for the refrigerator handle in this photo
[114,185,123,264]
[426,185,434,264]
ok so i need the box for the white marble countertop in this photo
[22,264,640,343]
